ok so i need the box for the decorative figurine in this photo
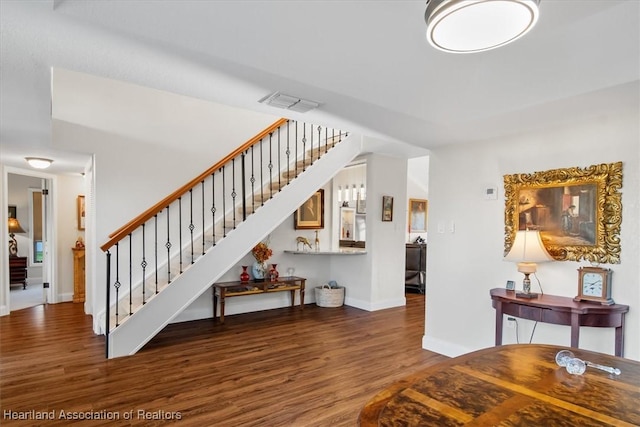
[296,236,312,251]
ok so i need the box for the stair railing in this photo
[100,118,347,357]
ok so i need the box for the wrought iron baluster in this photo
[324,126,328,154]
[105,250,111,358]
[250,145,256,213]
[114,243,121,326]
[241,152,247,221]
[332,128,336,149]
[189,189,195,264]
[317,125,323,158]
[128,234,133,315]
[310,124,314,163]
[286,121,291,184]
[201,181,205,255]
[154,215,158,294]
[277,127,281,191]
[141,223,146,304]
[222,166,227,237]
[178,197,183,274]
[211,172,216,246]
[268,132,274,198]
[260,138,264,206]
[231,158,237,229]
[302,123,307,171]
[166,206,172,284]
[295,121,299,180]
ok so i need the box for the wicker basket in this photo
[315,284,345,308]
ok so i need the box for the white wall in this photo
[55,174,86,301]
[424,108,640,360]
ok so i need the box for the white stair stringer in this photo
[107,134,362,358]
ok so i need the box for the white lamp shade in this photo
[504,230,553,264]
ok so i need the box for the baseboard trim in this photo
[422,334,472,358]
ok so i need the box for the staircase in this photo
[101,119,362,358]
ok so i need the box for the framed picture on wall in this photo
[294,189,324,229]
[409,199,428,232]
[77,195,85,230]
[382,196,393,222]
[8,205,17,218]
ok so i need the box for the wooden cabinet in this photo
[9,256,28,289]
[72,248,85,303]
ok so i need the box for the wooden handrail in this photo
[100,118,289,252]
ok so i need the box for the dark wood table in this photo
[359,344,640,426]
[212,276,305,323]
[490,288,629,357]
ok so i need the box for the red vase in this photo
[240,266,250,282]
[269,264,279,281]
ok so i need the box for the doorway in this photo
[6,171,53,312]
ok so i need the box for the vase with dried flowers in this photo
[251,241,273,282]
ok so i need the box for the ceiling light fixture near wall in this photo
[425,0,540,53]
[258,92,320,113]
[25,157,53,169]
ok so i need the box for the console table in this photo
[490,288,629,357]
[213,276,306,323]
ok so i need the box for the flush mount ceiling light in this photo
[425,0,540,53]
[258,92,320,113]
[25,157,53,169]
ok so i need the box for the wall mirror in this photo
[504,162,622,263]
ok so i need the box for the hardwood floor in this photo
[0,294,447,426]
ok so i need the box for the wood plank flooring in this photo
[0,294,447,426]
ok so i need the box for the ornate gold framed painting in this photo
[294,189,324,230]
[504,162,622,263]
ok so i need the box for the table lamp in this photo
[504,229,552,298]
[8,217,26,257]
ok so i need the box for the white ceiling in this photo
[1,0,638,174]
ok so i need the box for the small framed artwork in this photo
[506,280,515,291]
[409,198,428,232]
[8,205,17,219]
[294,189,324,229]
[77,195,86,230]
[382,196,393,222]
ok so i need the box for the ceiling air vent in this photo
[258,92,320,113]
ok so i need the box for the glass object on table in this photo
[555,350,621,375]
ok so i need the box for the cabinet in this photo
[405,244,426,294]
[72,248,85,303]
[9,256,28,289]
